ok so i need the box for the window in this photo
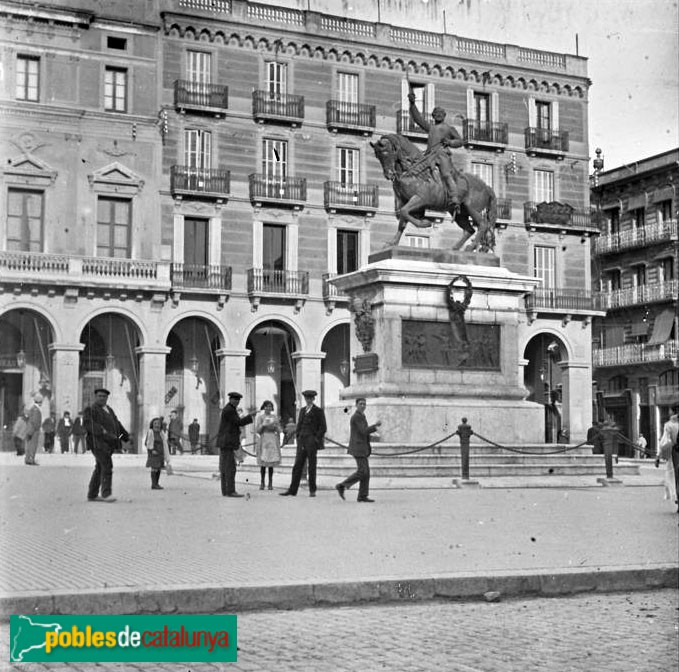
[337,147,359,187]
[187,50,211,84]
[184,217,209,267]
[609,269,622,291]
[337,230,358,274]
[534,170,554,203]
[409,84,426,112]
[107,36,127,50]
[631,207,645,229]
[660,258,675,282]
[474,92,490,123]
[16,55,39,101]
[184,130,212,170]
[104,67,127,112]
[609,208,620,234]
[633,264,646,287]
[534,246,556,289]
[472,162,494,189]
[337,72,358,104]
[405,235,430,249]
[656,200,673,224]
[263,224,286,289]
[536,101,551,130]
[262,138,287,181]
[97,197,131,258]
[265,61,287,97]
[6,189,43,251]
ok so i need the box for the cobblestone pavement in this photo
[0,456,677,597]
[0,590,677,671]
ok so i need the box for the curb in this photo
[2,565,676,620]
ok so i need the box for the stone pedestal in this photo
[326,248,544,445]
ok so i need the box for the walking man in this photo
[216,392,254,497]
[188,418,201,454]
[280,390,327,498]
[72,411,87,454]
[335,398,381,503]
[24,393,43,466]
[84,388,130,503]
[168,410,183,455]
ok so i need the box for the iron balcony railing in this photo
[463,119,509,146]
[524,202,596,230]
[252,90,304,123]
[248,174,306,206]
[326,100,376,132]
[323,182,378,212]
[594,220,678,255]
[525,288,594,312]
[322,272,349,301]
[595,280,679,311]
[496,198,512,221]
[247,268,309,295]
[174,80,228,111]
[171,263,232,291]
[593,340,678,367]
[524,127,569,153]
[396,110,427,138]
[170,166,230,198]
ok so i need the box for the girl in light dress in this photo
[144,417,172,490]
[255,400,282,490]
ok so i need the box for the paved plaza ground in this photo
[0,452,677,670]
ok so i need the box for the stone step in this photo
[267,453,610,465]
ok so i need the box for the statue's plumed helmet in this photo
[432,106,446,116]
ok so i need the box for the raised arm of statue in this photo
[408,92,429,132]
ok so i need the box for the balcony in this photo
[326,100,376,135]
[524,127,569,158]
[0,250,171,293]
[248,174,306,209]
[171,263,232,291]
[247,268,309,312]
[524,201,601,236]
[322,272,350,313]
[463,119,508,151]
[594,220,678,255]
[323,182,378,215]
[252,90,304,126]
[525,288,600,325]
[396,110,427,141]
[496,198,512,224]
[170,166,230,202]
[174,80,228,115]
[593,340,678,367]
[595,281,679,311]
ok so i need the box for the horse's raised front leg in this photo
[466,205,494,252]
[389,212,408,247]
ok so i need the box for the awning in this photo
[605,326,625,348]
[653,186,675,203]
[630,321,649,337]
[627,194,646,210]
[647,309,676,345]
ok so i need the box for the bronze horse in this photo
[370,134,497,252]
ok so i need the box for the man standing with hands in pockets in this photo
[336,398,381,503]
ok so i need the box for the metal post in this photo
[597,423,622,486]
[452,417,479,488]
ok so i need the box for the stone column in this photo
[136,346,171,447]
[49,342,85,416]
[292,351,325,404]
[216,348,251,408]
[559,361,592,443]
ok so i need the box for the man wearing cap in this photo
[24,392,43,466]
[216,392,254,497]
[84,388,130,503]
[280,390,327,498]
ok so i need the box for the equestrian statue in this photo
[370,92,497,252]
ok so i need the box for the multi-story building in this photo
[591,148,678,454]
[1,0,598,449]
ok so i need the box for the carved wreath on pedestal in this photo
[350,298,375,353]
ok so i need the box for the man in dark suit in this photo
[335,398,381,503]
[216,392,254,497]
[24,393,43,466]
[84,388,130,503]
[280,390,327,498]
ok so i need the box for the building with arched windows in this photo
[1,0,599,450]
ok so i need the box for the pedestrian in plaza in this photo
[255,400,281,491]
[188,418,201,454]
[56,411,73,454]
[216,392,255,498]
[84,388,130,503]
[167,409,183,455]
[144,417,171,490]
[42,412,56,454]
[635,433,648,459]
[12,407,28,456]
[280,390,327,498]
[72,411,87,454]
[335,398,382,503]
[586,421,604,455]
[283,417,296,445]
[24,393,43,466]
[656,403,679,513]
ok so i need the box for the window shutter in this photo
[327,229,337,274]
[253,220,263,267]
[466,89,475,120]
[551,101,559,130]
[528,97,537,128]
[401,79,409,110]
[491,92,499,123]
[426,83,435,115]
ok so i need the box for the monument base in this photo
[325,397,544,445]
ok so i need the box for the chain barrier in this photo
[471,431,591,455]
[613,431,654,459]
[325,432,460,457]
